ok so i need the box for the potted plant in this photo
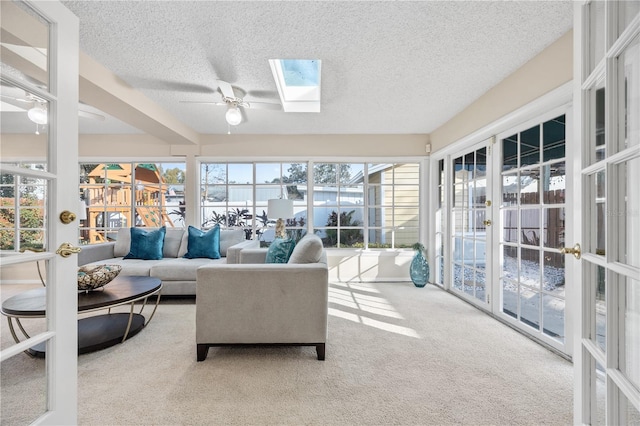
[410,242,429,288]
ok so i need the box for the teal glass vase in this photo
[410,250,429,288]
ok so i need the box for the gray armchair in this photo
[196,234,329,361]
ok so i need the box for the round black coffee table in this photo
[1,275,162,357]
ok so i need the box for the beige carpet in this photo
[1,281,573,425]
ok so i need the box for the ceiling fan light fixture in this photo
[27,105,47,125]
[225,106,242,126]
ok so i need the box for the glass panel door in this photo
[0,1,79,424]
[576,2,640,423]
[497,113,569,352]
[451,144,489,305]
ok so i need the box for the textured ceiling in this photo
[58,1,573,135]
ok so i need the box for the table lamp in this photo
[268,198,294,239]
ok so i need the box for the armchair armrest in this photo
[239,248,268,264]
[226,239,259,264]
[77,242,116,266]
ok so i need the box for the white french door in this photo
[574,2,640,424]
[0,1,79,424]
[493,108,573,355]
[450,142,491,306]
[442,104,574,356]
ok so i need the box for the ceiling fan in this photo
[1,92,105,134]
[181,79,281,126]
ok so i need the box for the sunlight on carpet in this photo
[328,282,420,338]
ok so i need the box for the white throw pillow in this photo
[163,228,185,258]
[113,228,131,257]
[288,234,323,264]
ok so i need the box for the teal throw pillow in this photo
[183,225,221,259]
[265,238,296,264]
[124,227,166,260]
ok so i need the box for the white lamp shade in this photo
[267,199,293,219]
[225,106,242,126]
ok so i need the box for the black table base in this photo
[28,313,146,358]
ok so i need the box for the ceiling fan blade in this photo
[245,101,282,111]
[217,79,236,99]
[240,106,248,124]
[246,89,278,99]
[0,94,31,103]
[180,100,227,106]
[120,76,216,94]
[0,97,28,110]
[78,109,105,121]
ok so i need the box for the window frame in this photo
[198,158,422,249]
[79,160,186,244]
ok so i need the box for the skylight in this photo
[269,59,321,113]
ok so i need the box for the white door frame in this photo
[0,1,79,424]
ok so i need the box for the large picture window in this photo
[200,162,308,241]
[199,161,420,248]
[79,162,186,244]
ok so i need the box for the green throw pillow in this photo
[183,225,221,259]
[124,227,166,260]
[265,238,296,263]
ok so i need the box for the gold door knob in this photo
[59,210,76,224]
[483,219,492,226]
[55,242,81,258]
[560,243,581,260]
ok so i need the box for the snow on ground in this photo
[441,256,567,342]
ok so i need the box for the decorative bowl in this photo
[77,264,122,291]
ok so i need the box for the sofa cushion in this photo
[150,257,226,281]
[288,234,323,264]
[183,225,221,259]
[163,228,186,258]
[219,229,245,257]
[113,228,131,257]
[124,227,166,260]
[265,238,295,263]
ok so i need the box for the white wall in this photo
[327,250,415,282]
[430,30,573,152]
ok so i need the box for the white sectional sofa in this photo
[77,227,259,296]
